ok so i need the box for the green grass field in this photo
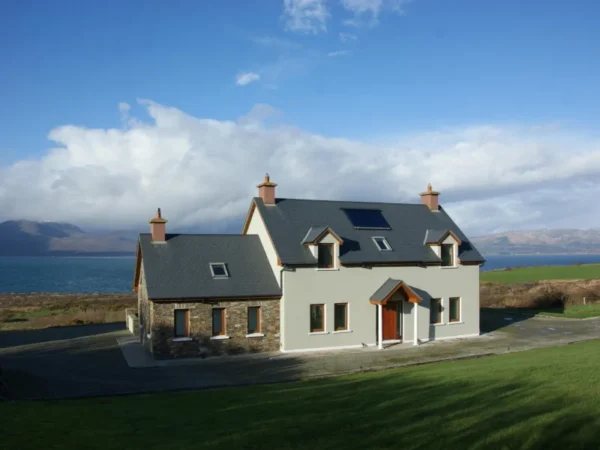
[4,340,600,450]
[484,304,600,319]
[480,263,600,283]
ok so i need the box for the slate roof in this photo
[301,226,329,244]
[424,229,453,245]
[139,234,281,300]
[254,198,485,265]
[370,278,426,303]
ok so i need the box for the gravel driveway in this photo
[1,311,599,400]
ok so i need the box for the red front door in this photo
[382,303,399,340]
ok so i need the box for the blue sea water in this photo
[0,254,599,294]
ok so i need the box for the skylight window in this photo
[372,237,393,251]
[209,263,229,278]
[343,209,391,230]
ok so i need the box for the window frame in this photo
[372,236,393,252]
[449,297,461,323]
[310,304,325,333]
[174,309,190,338]
[317,243,335,269]
[334,303,348,331]
[430,298,443,325]
[212,308,226,336]
[441,244,455,267]
[247,306,261,334]
[209,263,229,278]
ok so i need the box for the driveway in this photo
[1,311,599,400]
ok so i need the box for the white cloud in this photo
[235,72,261,86]
[339,32,358,42]
[328,50,351,57]
[1,101,600,236]
[341,0,411,26]
[283,0,329,34]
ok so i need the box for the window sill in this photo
[431,323,445,327]
[441,266,458,269]
[246,333,265,338]
[308,331,329,335]
[316,268,339,271]
[448,321,464,325]
[210,335,230,340]
[332,329,352,334]
[172,337,192,342]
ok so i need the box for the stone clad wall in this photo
[150,299,280,359]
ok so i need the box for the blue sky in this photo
[1,0,600,234]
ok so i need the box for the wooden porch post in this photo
[378,304,383,350]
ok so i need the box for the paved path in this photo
[1,311,599,400]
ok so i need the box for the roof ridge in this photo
[139,233,253,237]
[268,197,428,207]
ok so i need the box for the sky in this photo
[1,0,599,236]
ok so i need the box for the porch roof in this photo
[369,278,423,305]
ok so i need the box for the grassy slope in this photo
[4,340,600,450]
[480,263,600,283]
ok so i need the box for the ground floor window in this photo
[212,308,226,336]
[449,297,461,322]
[174,309,190,337]
[248,306,261,334]
[334,303,348,331]
[430,299,442,324]
[310,304,325,332]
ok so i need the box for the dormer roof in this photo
[301,226,344,245]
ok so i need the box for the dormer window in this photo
[441,244,455,267]
[210,263,229,278]
[372,237,392,252]
[317,244,334,269]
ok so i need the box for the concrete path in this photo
[1,311,599,400]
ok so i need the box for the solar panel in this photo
[343,209,391,229]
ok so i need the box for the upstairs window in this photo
[441,244,455,267]
[372,237,392,251]
[210,263,229,278]
[343,209,391,230]
[318,244,334,269]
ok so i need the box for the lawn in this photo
[4,341,600,450]
[490,304,600,319]
[480,263,600,283]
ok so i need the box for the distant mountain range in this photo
[0,220,599,257]
[471,228,600,255]
[0,220,138,256]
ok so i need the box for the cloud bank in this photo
[1,101,599,235]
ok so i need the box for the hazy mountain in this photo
[471,228,600,255]
[0,220,137,256]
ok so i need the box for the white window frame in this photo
[372,236,393,252]
[209,262,229,278]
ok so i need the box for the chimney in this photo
[420,184,440,211]
[149,208,168,243]
[257,173,278,205]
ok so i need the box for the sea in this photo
[0,254,599,294]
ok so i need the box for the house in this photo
[133,175,485,359]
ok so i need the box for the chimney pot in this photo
[149,207,168,242]
[257,173,278,205]
[420,184,440,211]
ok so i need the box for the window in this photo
[441,244,455,267]
[310,304,325,332]
[450,297,461,323]
[174,309,189,337]
[318,244,334,269]
[212,308,225,336]
[343,209,391,229]
[372,237,392,251]
[430,299,442,324]
[334,303,348,331]
[210,263,229,278]
[248,306,261,334]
